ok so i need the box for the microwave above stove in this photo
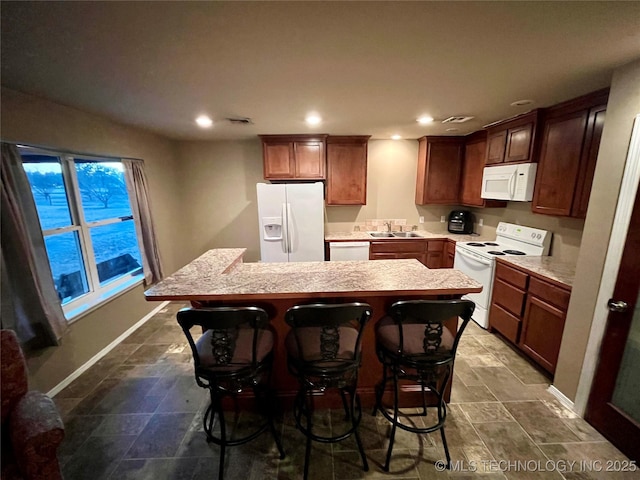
[481,163,537,202]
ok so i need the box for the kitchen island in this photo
[144,248,482,406]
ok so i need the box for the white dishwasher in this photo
[329,242,370,261]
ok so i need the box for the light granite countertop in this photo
[325,229,492,242]
[144,248,483,301]
[498,256,576,289]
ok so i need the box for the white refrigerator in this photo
[256,182,325,262]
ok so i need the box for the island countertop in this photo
[144,248,483,302]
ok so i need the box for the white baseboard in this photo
[547,385,576,413]
[47,301,170,398]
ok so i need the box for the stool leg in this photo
[349,389,369,472]
[437,398,451,469]
[265,387,285,460]
[383,370,400,472]
[340,388,350,421]
[303,389,313,480]
[372,363,387,417]
[217,396,227,480]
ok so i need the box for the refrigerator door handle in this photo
[286,203,294,253]
[281,203,289,254]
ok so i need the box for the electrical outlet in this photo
[440,216,446,223]
[419,216,425,224]
[479,218,484,227]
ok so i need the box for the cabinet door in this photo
[460,137,487,206]
[505,122,533,162]
[486,130,507,165]
[571,105,606,218]
[425,240,444,269]
[416,137,463,205]
[263,142,295,179]
[294,141,325,179]
[532,110,589,216]
[326,137,368,205]
[519,295,566,374]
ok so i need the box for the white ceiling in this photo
[2,2,639,141]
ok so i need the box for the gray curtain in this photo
[123,159,164,285]
[0,143,67,347]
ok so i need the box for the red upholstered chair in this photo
[1,329,65,480]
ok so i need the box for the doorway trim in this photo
[574,114,640,415]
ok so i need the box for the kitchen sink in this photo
[368,232,395,238]
[368,232,423,238]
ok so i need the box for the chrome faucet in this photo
[384,221,392,233]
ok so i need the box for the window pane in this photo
[22,156,72,229]
[90,221,142,285]
[75,161,132,222]
[44,231,89,304]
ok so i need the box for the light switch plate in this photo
[440,216,446,223]
[419,216,424,224]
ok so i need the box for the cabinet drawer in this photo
[427,240,445,251]
[489,304,521,343]
[492,278,526,316]
[370,241,426,254]
[528,277,570,310]
[495,262,529,289]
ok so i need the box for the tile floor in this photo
[53,302,638,480]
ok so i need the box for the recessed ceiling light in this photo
[391,134,402,140]
[417,115,434,125]
[446,127,459,132]
[510,99,534,107]
[305,114,322,126]
[195,115,213,128]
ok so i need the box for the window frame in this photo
[19,145,144,321]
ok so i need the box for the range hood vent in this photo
[442,116,474,124]
[225,117,253,125]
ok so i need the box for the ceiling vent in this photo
[442,116,474,124]
[225,117,253,125]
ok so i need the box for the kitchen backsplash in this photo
[354,219,410,232]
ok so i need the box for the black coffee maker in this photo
[447,210,474,234]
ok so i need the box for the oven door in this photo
[453,246,495,311]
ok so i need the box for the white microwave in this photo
[481,163,538,201]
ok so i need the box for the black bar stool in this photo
[284,302,372,480]
[177,306,285,480]
[372,299,475,471]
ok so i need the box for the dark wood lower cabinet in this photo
[488,259,571,375]
[369,239,454,269]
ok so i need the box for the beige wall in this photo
[554,59,640,401]
[173,140,265,262]
[0,87,183,391]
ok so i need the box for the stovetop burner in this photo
[487,251,505,255]
[484,242,500,246]
[503,249,526,255]
[467,242,486,247]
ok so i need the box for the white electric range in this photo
[453,222,552,329]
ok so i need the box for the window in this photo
[20,147,144,319]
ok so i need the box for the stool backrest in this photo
[285,303,371,373]
[386,299,475,364]
[177,306,272,376]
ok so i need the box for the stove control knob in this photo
[537,233,542,239]
[531,233,535,238]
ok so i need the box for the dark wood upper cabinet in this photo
[460,130,507,208]
[260,134,328,180]
[532,89,609,218]
[484,110,541,165]
[415,136,464,205]
[326,135,370,206]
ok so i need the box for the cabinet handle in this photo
[607,299,628,313]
